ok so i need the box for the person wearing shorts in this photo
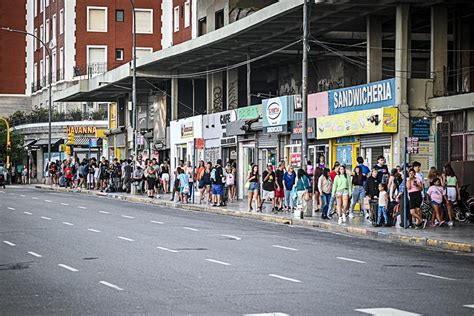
[260,163,276,212]
[332,165,352,225]
[427,177,446,227]
[407,168,424,227]
[443,163,459,226]
[247,164,260,212]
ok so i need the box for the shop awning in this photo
[68,137,92,146]
[24,139,37,148]
[34,138,63,146]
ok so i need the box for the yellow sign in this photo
[67,133,75,145]
[65,146,71,155]
[66,126,97,134]
[95,129,106,138]
[109,102,117,129]
[316,107,398,139]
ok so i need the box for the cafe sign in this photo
[66,126,97,134]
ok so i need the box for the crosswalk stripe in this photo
[355,308,421,316]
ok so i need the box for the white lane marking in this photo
[157,246,179,253]
[7,207,15,210]
[272,245,298,251]
[60,203,70,206]
[41,216,52,220]
[99,281,124,291]
[28,251,42,258]
[269,274,301,283]
[244,313,289,316]
[24,211,33,215]
[355,308,421,315]
[62,222,74,226]
[58,264,78,272]
[32,197,39,200]
[78,206,87,209]
[337,257,366,264]
[464,305,474,309]
[8,193,15,195]
[87,228,101,233]
[0,191,5,193]
[121,215,135,219]
[3,240,16,246]
[150,220,164,224]
[20,194,26,197]
[44,200,52,203]
[183,227,199,231]
[99,211,110,214]
[416,272,456,281]
[221,234,241,240]
[205,259,231,266]
[117,236,134,242]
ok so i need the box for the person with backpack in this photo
[198,162,212,205]
[211,159,225,207]
[225,163,236,203]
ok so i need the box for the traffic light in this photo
[67,133,75,145]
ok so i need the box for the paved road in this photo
[1,186,473,315]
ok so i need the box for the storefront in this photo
[318,79,398,170]
[66,125,105,161]
[202,110,237,164]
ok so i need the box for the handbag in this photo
[244,181,250,190]
[303,176,312,201]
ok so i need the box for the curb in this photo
[34,185,472,253]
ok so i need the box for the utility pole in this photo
[301,0,310,167]
[130,0,137,162]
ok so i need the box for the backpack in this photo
[211,166,223,185]
[226,173,234,186]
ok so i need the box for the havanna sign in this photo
[66,126,97,134]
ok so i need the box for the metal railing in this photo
[73,62,108,78]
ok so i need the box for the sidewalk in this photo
[33,184,474,253]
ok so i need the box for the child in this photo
[426,177,446,226]
[376,183,388,227]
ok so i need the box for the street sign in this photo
[407,137,419,154]
[195,138,204,149]
[136,135,144,145]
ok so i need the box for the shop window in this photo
[215,10,224,30]
[450,135,463,161]
[467,135,474,161]
[198,17,207,36]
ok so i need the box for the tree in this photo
[0,127,25,166]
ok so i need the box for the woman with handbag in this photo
[246,164,260,212]
[295,168,311,215]
[332,165,352,224]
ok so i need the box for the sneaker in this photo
[422,219,428,229]
[448,221,454,227]
[348,212,354,219]
[327,215,332,220]
[338,217,343,225]
[342,214,347,223]
[439,220,446,226]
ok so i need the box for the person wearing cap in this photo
[260,163,276,212]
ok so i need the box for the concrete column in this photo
[171,77,178,121]
[226,68,238,110]
[394,4,410,167]
[210,72,224,113]
[461,18,471,93]
[431,5,448,97]
[366,16,382,83]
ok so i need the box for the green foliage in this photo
[91,108,107,120]
[68,109,83,121]
[0,127,25,165]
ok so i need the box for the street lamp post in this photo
[1,27,53,171]
[129,0,138,163]
[0,117,11,168]
[301,0,309,167]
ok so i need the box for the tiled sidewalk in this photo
[33,184,474,253]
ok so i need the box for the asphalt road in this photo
[1,186,473,316]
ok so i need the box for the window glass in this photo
[198,18,206,36]
[136,48,152,59]
[467,110,474,132]
[60,10,64,34]
[184,1,190,28]
[88,8,107,32]
[116,48,124,60]
[215,10,224,29]
[116,10,124,22]
[136,9,153,34]
[173,7,180,32]
[467,135,474,161]
[450,135,463,162]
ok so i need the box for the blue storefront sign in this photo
[329,78,395,115]
[336,145,352,166]
[263,96,289,133]
[411,118,431,141]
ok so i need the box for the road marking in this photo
[272,245,298,251]
[205,259,231,266]
[269,274,301,283]
[0,191,4,193]
[60,203,70,206]
[62,222,74,226]
[28,251,42,258]
[32,197,39,200]
[121,215,135,219]
[117,236,134,242]
[24,211,33,215]
[20,194,26,197]
[78,206,87,209]
[355,308,421,315]
[157,247,179,253]
[221,234,241,240]
[183,227,199,231]
[99,211,110,214]
[9,193,15,195]
[150,220,164,224]
[3,240,16,246]
[337,257,366,264]
[44,200,52,203]
[464,305,474,309]
[41,216,52,220]
[58,264,78,272]
[99,281,124,291]
[244,313,289,316]
[7,207,15,210]
[88,228,101,233]
[416,272,456,281]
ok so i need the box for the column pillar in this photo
[461,18,471,93]
[226,68,239,110]
[367,15,382,83]
[394,4,410,166]
[431,5,448,97]
[171,76,178,121]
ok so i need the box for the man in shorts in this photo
[211,159,225,207]
[260,163,276,212]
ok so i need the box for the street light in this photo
[1,27,53,172]
[0,117,11,168]
[129,0,138,163]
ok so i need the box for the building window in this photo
[136,47,153,59]
[116,48,124,60]
[215,10,224,30]
[40,24,43,43]
[46,0,49,7]
[59,47,64,80]
[87,7,108,32]
[52,15,57,43]
[184,1,190,28]
[87,46,107,67]
[33,28,37,50]
[173,6,180,32]
[40,0,43,12]
[60,10,64,34]
[198,17,206,36]
[136,9,153,34]
[45,19,50,42]
[116,10,124,22]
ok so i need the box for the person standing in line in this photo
[318,168,332,219]
[426,177,446,227]
[283,166,296,212]
[406,168,424,228]
[355,157,371,177]
[373,155,389,184]
[198,162,212,205]
[327,162,340,217]
[123,159,133,193]
[145,160,156,198]
[312,166,323,213]
[274,162,285,212]
[225,163,236,203]
[295,168,311,215]
[247,164,260,212]
[349,165,367,218]
[160,160,170,193]
[178,167,190,204]
[442,163,459,227]
[376,183,388,227]
[211,159,225,207]
[332,165,352,225]
[185,161,194,202]
[366,168,380,223]
[260,163,276,213]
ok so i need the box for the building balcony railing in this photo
[73,62,108,79]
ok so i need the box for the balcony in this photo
[73,62,108,79]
